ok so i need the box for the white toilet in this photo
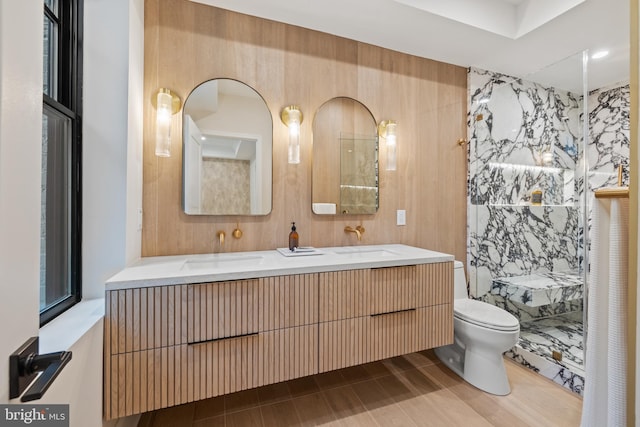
[435,261,520,395]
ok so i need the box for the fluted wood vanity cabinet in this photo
[104,262,452,420]
[318,263,453,372]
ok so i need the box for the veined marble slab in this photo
[491,271,583,307]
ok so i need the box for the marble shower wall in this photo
[468,68,630,301]
[587,83,630,193]
[468,67,584,299]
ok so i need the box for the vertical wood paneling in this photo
[142,0,467,265]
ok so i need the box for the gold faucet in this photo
[345,225,365,241]
[216,231,226,246]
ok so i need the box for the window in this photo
[41,0,82,325]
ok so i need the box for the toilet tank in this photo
[453,261,468,300]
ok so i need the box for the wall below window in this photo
[142,0,468,262]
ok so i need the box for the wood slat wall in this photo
[143,0,468,264]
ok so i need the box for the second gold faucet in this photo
[344,225,365,241]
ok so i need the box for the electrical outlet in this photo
[397,209,406,226]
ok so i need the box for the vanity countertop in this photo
[105,244,454,290]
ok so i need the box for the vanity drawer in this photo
[318,305,453,373]
[319,263,453,322]
[260,273,319,330]
[104,324,318,419]
[370,265,418,315]
[415,261,454,307]
[187,279,260,344]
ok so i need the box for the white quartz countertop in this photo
[105,244,454,290]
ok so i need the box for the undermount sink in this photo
[331,247,397,258]
[182,254,264,270]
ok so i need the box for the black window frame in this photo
[40,0,83,326]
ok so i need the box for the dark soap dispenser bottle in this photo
[289,222,299,251]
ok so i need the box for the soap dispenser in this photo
[289,222,299,251]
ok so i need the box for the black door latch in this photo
[9,337,72,402]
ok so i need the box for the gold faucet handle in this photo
[355,225,365,234]
[232,223,243,239]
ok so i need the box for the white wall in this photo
[0,0,43,403]
[83,0,142,299]
[0,1,144,426]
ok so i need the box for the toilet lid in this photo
[454,299,520,331]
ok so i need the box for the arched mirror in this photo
[182,79,272,215]
[312,97,378,215]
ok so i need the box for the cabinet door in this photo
[105,325,318,420]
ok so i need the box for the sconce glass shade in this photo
[379,120,397,171]
[154,88,181,157]
[281,105,303,164]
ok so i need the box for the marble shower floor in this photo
[518,312,584,373]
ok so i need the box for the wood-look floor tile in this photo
[192,415,225,427]
[225,407,263,427]
[338,365,370,384]
[351,379,418,427]
[417,349,442,365]
[138,412,154,427]
[418,363,533,427]
[142,351,583,427]
[224,388,260,414]
[398,390,493,427]
[313,369,349,390]
[291,392,337,426]
[395,367,442,396]
[360,361,393,379]
[381,356,416,373]
[256,382,291,405]
[287,375,321,397]
[260,400,302,427]
[320,385,367,419]
[374,374,415,403]
[350,379,395,410]
[402,350,437,368]
[193,395,225,421]
[151,403,195,427]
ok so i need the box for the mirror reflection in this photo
[312,97,378,215]
[182,79,272,215]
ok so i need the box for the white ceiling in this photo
[189,0,630,93]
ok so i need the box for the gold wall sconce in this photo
[281,105,303,164]
[378,120,397,171]
[154,88,181,157]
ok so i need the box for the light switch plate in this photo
[397,209,406,226]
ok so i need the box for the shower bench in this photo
[490,271,584,307]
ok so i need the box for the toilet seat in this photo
[454,299,519,332]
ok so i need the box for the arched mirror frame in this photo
[311,96,379,215]
[181,78,273,216]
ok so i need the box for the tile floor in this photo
[138,350,582,427]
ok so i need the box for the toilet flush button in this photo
[397,210,406,226]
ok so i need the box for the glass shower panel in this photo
[468,51,588,387]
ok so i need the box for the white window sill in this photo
[39,298,104,353]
